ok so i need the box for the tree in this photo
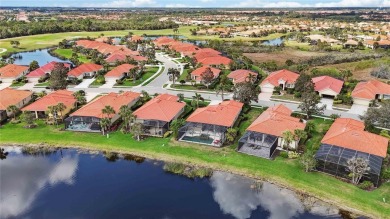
[167,68,180,84]
[294,129,307,149]
[305,121,316,137]
[21,111,35,128]
[177,93,184,102]
[29,60,40,71]
[100,118,111,136]
[73,91,86,108]
[298,90,325,119]
[128,67,139,82]
[200,67,215,88]
[141,90,150,102]
[347,157,370,185]
[282,130,294,150]
[49,63,68,90]
[360,101,390,129]
[119,105,133,133]
[102,105,115,119]
[226,128,238,143]
[232,82,260,105]
[340,69,353,81]
[294,73,312,93]
[131,122,143,141]
[215,75,232,101]
[6,105,19,120]
[47,105,59,126]
[56,102,66,122]
[170,118,185,140]
[299,151,317,172]
[191,93,203,108]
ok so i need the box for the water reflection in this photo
[11,49,71,66]
[211,171,305,219]
[0,147,78,218]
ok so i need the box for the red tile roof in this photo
[105,64,137,78]
[71,92,140,119]
[27,61,71,78]
[191,66,221,81]
[260,69,299,87]
[130,35,144,42]
[227,69,258,84]
[193,48,221,60]
[153,37,176,47]
[321,118,389,157]
[197,55,232,66]
[133,93,186,122]
[312,76,344,94]
[76,40,140,56]
[186,100,243,127]
[105,51,146,63]
[22,90,76,112]
[0,64,28,78]
[0,88,33,110]
[67,63,103,78]
[352,80,390,100]
[247,104,305,137]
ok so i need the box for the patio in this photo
[65,116,101,132]
[238,131,278,158]
[141,120,169,137]
[178,122,227,147]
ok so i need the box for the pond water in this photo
[0,146,341,219]
[262,37,284,46]
[11,49,71,66]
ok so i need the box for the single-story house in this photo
[65,92,140,132]
[343,39,359,48]
[0,64,29,83]
[315,118,389,186]
[0,88,33,122]
[129,35,144,43]
[191,66,221,83]
[260,69,299,93]
[364,40,390,49]
[178,100,243,147]
[67,63,103,80]
[238,104,306,158]
[27,61,71,82]
[105,51,147,65]
[22,90,76,119]
[133,93,186,137]
[227,69,258,84]
[351,80,390,106]
[312,76,344,98]
[104,64,137,82]
[197,55,232,68]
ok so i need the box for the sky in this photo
[1,0,389,8]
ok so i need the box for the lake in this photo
[262,38,284,46]
[11,49,71,66]
[0,146,341,219]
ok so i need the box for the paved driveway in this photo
[0,82,12,90]
[18,82,36,90]
[100,80,116,88]
[348,104,368,116]
[258,92,272,101]
[85,92,100,102]
[74,78,95,89]
[319,98,333,110]
[146,54,178,87]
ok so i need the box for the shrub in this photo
[116,79,123,85]
[294,91,301,98]
[381,168,390,181]
[179,80,186,85]
[96,75,105,84]
[163,131,172,138]
[358,181,374,190]
[288,151,300,159]
[280,151,288,158]
[333,100,343,104]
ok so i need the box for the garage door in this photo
[261,86,274,93]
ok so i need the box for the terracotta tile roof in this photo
[71,92,140,119]
[227,69,258,84]
[312,76,344,94]
[76,40,140,56]
[193,48,221,60]
[0,88,33,110]
[130,35,144,42]
[27,61,71,78]
[105,64,137,78]
[186,100,243,127]
[365,39,390,46]
[67,63,103,78]
[260,69,299,87]
[352,80,390,100]
[153,37,176,47]
[133,93,185,122]
[191,66,221,81]
[0,64,28,78]
[321,118,389,157]
[247,104,305,137]
[105,51,146,63]
[197,55,232,66]
[22,90,76,112]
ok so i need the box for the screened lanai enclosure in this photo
[237,131,278,159]
[141,120,169,137]
[315,144,384,186]
[178,122,227,147]
[65,116,101,132]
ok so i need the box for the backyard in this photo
[53,48,91,63]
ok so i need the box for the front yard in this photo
[114,67,159,87]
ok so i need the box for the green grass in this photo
[170,84,215,92]
[271,94,302,102]
[305,118,333,151]
[114,67,159,87]
[142,66,164,86]
[0,119,389,218]
[34,82,49,87]
[179,68,190,81]
[89,79,104,87]
[10,81,26,87]
[53,49,91,63]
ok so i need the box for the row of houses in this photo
[1,87,387,186]
[260,69,390,106]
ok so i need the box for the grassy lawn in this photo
[53,48,91,63]
[271,94,302,102]
[171,84,215,92]
[284,40,312,51]
[142,66,164,86]
[10,81,26,87]
[179,68,190,81]
[34,82,49,87]
[0,119,389,218]
[305,118,333,151]
[89,79,104,87]
[114,67,159,87]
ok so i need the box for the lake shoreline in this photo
[1,142,363,219]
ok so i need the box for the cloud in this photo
[0,152,79,218]
[83,0,157,7]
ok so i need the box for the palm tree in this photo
[141,90,150,102]
[6,105,19,120]
[282,130,294,151]
[170,118,185,140]
[102,105,115,119]
[167,68,180,85]
[192,93,203,108]
[47,105,58,127]
[128,67,138,83]
[246,73,257,84]
[119,105,132,133]
[73,92,86,108]
[177,93,184,102]
[56,102,66,122]
[37,90,47,98]
[216,75,231,101]
[131,122,143,141]
[100,118,111,136]
[293,129,307,149]
[305,121,316,137]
